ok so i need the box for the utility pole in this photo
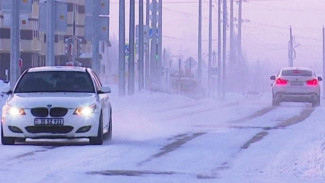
[323,26,325,97]
[92,0,100,74]
[150,0,158,90]
[119,0,126,96]
[139,0,145,90]
[198,0,202,88]
[238,0,242,65]
[128,0,135,95]
[229,0,234,65]
[217,0,222,97]
[158,0,163,90]
[288,26,294,67]
[145,0,150,89]
[222,0,227,97]
[47,0,55,66]
[237,0,244,93]
[10,0,20,88]
[208,0,212,95]
[212,51,217,95]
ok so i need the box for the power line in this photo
[163,7,218,21]
[243,24,323,43]
[249,3,325,14]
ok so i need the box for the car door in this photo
[90,71,109,131]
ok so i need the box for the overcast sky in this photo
[110,0,325,73]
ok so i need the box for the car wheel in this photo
[104,112,112,140]
[272,98,279,106]
[89,114,103,145]
[312,97,320,107]
[1,125,15,145]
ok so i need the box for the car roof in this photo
[281,67,313,72]
[27,66,89,73]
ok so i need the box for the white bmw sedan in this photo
[1,66,112,145]
[270,67,322,107]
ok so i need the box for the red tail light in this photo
[276,78,288,85]
[306,78,318,86]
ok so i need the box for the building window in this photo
[21,30,33,40]
[0,28,10,39]
[67,3,73,12]
[78,5,85,14]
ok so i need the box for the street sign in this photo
[125,44,130,57]
[149,28,158,38]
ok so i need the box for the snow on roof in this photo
[28,66,88,73]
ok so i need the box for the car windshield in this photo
[282,70,312,77]
[14,71,95,93]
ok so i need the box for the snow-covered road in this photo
[1,91,325,183]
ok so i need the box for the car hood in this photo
[6,93,98,109]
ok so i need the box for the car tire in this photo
[1,125,15,145]
[312,97,320,107]
[16,138,26,143]
[89,114,103,145]
[272,98,279,106]
[104,112,112,141]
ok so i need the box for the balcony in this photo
[20,39,41,52]
[0,39,10,52]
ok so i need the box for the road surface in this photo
[0,92,324,183]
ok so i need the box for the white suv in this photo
[270,67,322,107]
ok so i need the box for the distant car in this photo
[270,67,322,107]
[0,66,112,145]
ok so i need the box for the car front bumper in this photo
[1,110,100,139]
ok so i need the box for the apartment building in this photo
[0,0,89,81]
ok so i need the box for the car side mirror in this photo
[318,76,322,81]
[98,86,111,94]
[270,76,276,80]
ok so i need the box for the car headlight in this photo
[4,105,26,116]
[74,104,96,116]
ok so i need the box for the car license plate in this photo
[290,81,303,86]
[34,118,64,126]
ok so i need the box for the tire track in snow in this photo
[205,108,315,178]
[240,107,314,150]
[13,146,58,159]
[230,106,276,123]
[154,102,204,113]
[193,106,277,130]
[6,140,88,161]
[133,105,279,177]
[276,107,314,128]
[138,132,205,165]
[87,170,177,176]
[163,101,241,121]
